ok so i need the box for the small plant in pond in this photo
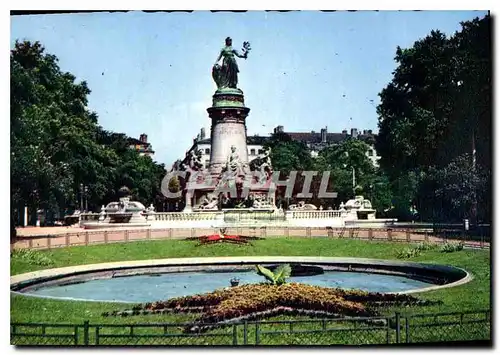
[440,242,464,253]
[256,264,291,285]
[11,248,53,266]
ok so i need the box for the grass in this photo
[11,237,448,275]
[11,237,490,326]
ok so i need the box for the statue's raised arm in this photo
[212,37,251,90]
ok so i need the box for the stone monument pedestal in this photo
[207,88,250,176]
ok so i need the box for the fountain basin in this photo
[11,257,472,303]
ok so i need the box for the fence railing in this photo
[11,225,490,251]
[11,310,491,346]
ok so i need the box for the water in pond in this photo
[23,270,433,303]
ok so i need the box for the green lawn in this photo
[11,237,490,325]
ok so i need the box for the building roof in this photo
[193,132,375,148]
[127,137,147,145]
[196,138,211,145]
[286,132,346,144]
[127,137,154,153]
[286,132,376,144]
[247,136,272,145]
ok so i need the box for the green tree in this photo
[316,138,381,207]
[375,15,491,223]
[11,40,106,222]
[11,40,168,224]
[264,132,314,175]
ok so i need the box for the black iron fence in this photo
[11,310,491,346]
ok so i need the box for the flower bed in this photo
[105,283,440,332]
[188,229,264,245]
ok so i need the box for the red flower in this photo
[197,233,249,245]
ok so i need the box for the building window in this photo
[205,148,210,154]
[205,160,210,168]
[250,149,256,155]
[258,149,264,155]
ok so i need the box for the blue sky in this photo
[10,10,488,167]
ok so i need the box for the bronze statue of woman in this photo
[212,37,250,89]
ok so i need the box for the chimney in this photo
[139,134,148,143]
[274,125,284,134]
[320,127,327,143]
[200,127,206,140]
[342,130,347,135]
[363,130,367,135]
[351,128,358,138]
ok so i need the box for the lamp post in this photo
[79,184,84,212]
[285,178,291,210]
[84,185,89,212]
[352,166,356,198]
[343,164,356,198]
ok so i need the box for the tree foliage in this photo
[264,131,391,211]
[375,15,491,222]
[11,40,167,224]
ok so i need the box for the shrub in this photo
[397,242,436,259]
[440,242,464,253]
[396,247,421,259]
[414,242,435,251]
[11,248,53,266]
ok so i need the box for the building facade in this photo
[128,134,155,158]
[179,125,381,170]
[187,128,270,169]
[273,125,381,167]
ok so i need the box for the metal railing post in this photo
[405,316,410,343]
[232,324,238,345]
[74,325,79,345]
[255,323,260,345]
[243,321,248,345]
[95,326,100,346]
[395,312,401,343]
[386,317,391,344]
[83,320,89,345]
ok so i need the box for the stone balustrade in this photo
[154,212,222,222]
[82,210,349,224]
[79,213,100,221]
[286,210,344,220]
